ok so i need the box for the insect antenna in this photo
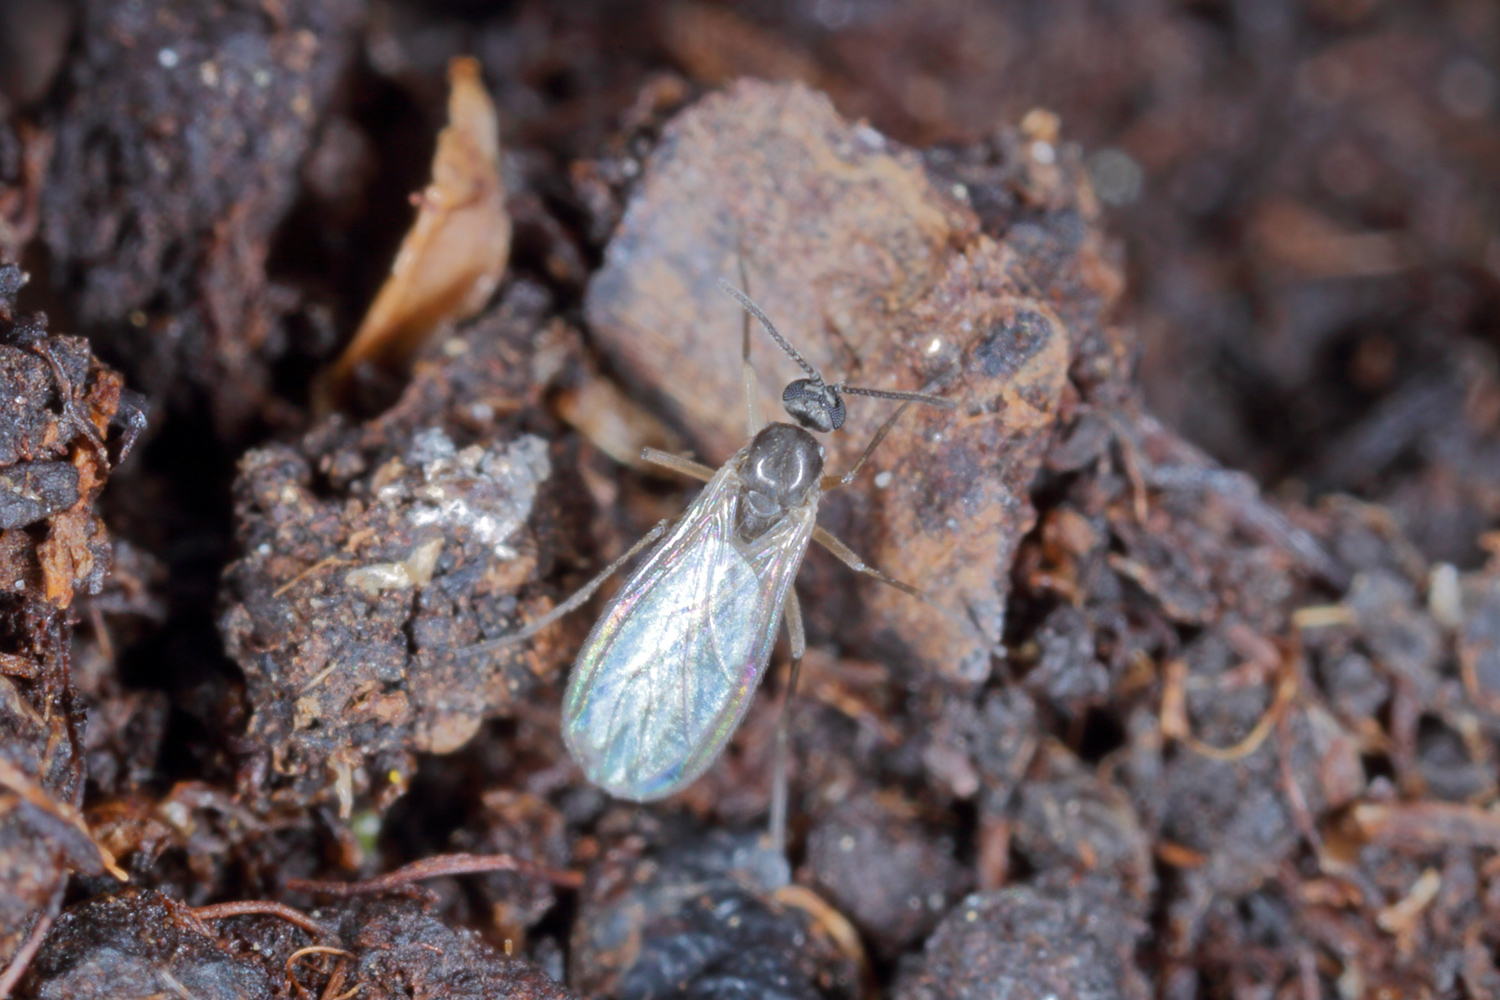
[719,277,960,435]
[734,238,754,366]
[836,383,956,409]
[821,362,965,489]
[716,280,822,384]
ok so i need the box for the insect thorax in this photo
[735,422,825,542]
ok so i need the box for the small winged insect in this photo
[478,274,953,846]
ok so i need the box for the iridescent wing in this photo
[561,456,817,800]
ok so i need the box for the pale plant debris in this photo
[322,56,510,410]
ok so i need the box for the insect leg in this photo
[769,589,805,855]
[640,448,715,483]
[735,251,765,437]
[819,400,913,491]
[812,525,978,638]
[812,525,929,603]
[457,518,674,653]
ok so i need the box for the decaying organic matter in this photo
[571,822,860,1000]
[220,283,589,812]
[0,264,137,978]
[20,888,573,1000]
[324,55,511,410]
[3,3,1499,998]
[893,874,1150,1000]
[41,0,363,433]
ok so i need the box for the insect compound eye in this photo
[782,379,845,432]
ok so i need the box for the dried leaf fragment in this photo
[324,56,509,406]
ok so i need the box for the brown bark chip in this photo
[585,80,1071,686]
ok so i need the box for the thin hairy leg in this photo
[456,518,674,652]
[769,590,805,855]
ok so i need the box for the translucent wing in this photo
[562,456,816,800]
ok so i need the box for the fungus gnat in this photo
[474,275,954,849]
